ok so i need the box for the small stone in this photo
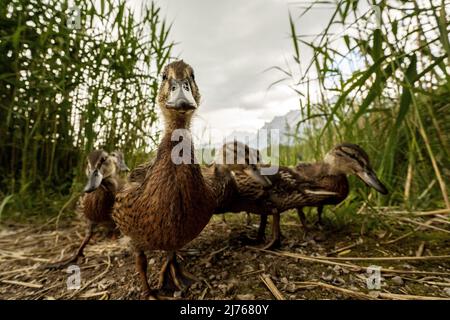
[333,265,341,274]
[321,273,333,282]
[332,277,346,286]
[281,277,289,284]
[237,294,255,300]
[286,283,296,293]
[226,282,236,294]
[173,291,182,298]
[209,274,215,280]
[205,262,212,268]
[149,258,155,265]
[444,288,450,296]
[218,284,228,294]
[391,276,404,286]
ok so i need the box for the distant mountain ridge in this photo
[223,109,303,149]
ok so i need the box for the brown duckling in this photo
[112,60,238,299]
[218,142,388,249]
[292,143,388,229]
[258,143,388,247]
[45,149,129,268]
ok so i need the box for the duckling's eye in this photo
[171,84,177,91]
[182,81,190,91]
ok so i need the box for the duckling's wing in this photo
[128,158,155,183]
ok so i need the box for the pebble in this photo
[237,294,255,300]
[444,288,450,297]
[391,276,404,286]
[218,284,228,294]
[149,258,155,265]
[321,273,333,281]
[173,291,182,298]
[332,277,346,286]
[286,283,296,293]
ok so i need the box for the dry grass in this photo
[0,208,449,300]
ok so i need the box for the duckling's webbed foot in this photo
[158,251,199,293]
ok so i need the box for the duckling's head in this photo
[84,149,127,193]
[218,141,272,187]
[110,150,130,172]
[158,60,200,127]
[324,143,388,195]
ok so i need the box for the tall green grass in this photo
[278,0,449,210]
[0,0,172,218]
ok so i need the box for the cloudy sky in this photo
[129,0,338,142]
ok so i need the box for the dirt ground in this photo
[0,209,449,300]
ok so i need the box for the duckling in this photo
[292,143,388,229]
[112,61,238,299]
[218,143,388,249]
[45,149,129,268]
[218,140,271,187]
[258,143,388,247]
[214,141,282,248]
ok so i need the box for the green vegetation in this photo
[1,0,448,221]
[277,0,449,210]
[0,0,172,218]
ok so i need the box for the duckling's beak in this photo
[84,169,103,193]
[119,160,130,172]
[356,169,388,195]
[243,167,272,187]
[166,79,197,111]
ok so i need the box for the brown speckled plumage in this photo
[114,133,216,251]
[78,179,118,223]
[112,61,238,297]
[217,142,387,249]
[45,149,127,269]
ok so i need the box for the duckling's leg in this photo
[261,210,281,250]
[316,206,324,227]
[297,207,309,230]
[43,221,94,269]
[256,214,267,243]
[158,251,199,292]
[135,250,157,300]
[73,221,94,258]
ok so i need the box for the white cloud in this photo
[132,0,337,141]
